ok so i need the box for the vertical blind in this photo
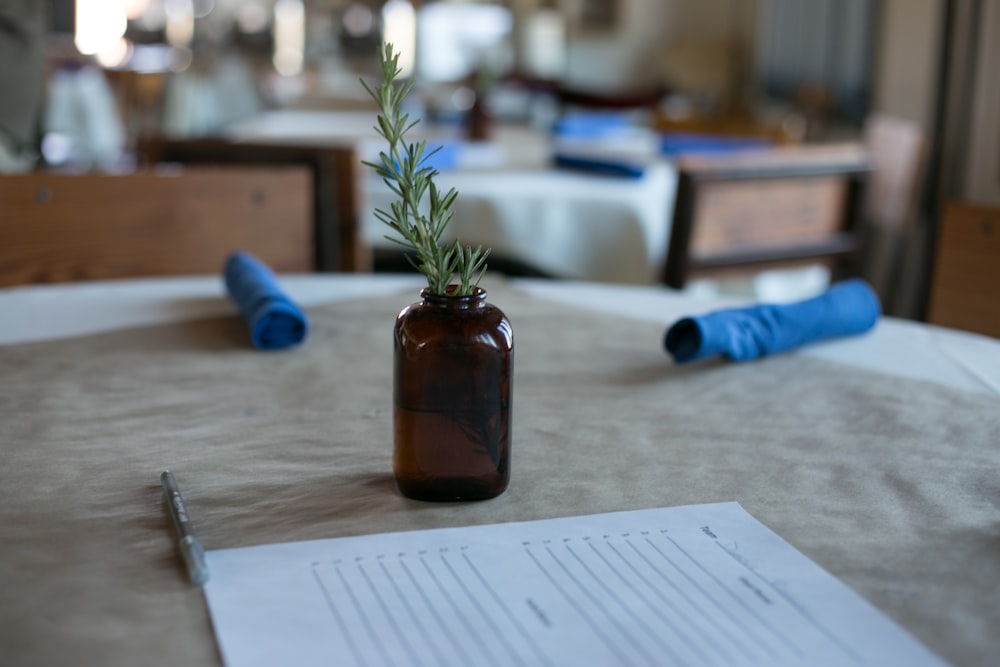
[755,0,878,121]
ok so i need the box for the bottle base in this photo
[395,475,508,502]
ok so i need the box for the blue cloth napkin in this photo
[660,132,773,157]
[223,251,308,351]
[554,112,635,139]
[421,140,461,172]
[552,111,650,178]
[664,279,881,363]
[552,153,648,179]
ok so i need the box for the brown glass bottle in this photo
[393,287,513,501]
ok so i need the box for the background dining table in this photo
[2,273,999,667]
[224,110,678,284]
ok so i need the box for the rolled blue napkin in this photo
[554,111,635,139]
[553,152,647,179]
[660,132,773,157]
[664,279,881,363]
[223,251,308,351]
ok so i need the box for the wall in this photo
[561,0,671,91]
[870,0,1000,316]
[962,0,1000,206]
[755,0,876,122]
[870,0,943,133]
[548,0,756,93]
[865,0,944,317]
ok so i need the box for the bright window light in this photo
[165,0,195,48]
[342,4,375,37]
[95,38,134,68]
[237,2,270,34]
[124,0,150,20]
[416,3,511,83]
[273,0,305,76]
[382,0,417,79]
[75,0,128,55]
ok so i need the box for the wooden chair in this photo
[862,113,927,231]
[926,202,1000,339]
[654,113,802,145]
[138,137,364,273]
[0,166,313,287]
[857,113,927,311]
[662,143,871,291]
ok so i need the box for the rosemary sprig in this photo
[361,42,489,296]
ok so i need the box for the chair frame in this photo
[0,165,313,286]
[139,137,364,273]
[926,201,1000,338]
[662,145,872,289]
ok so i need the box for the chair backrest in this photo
[0,166,313,287]
[662,143,871,290]
[138,137,363,273]
[855,113,928,312]
[926,201,1000,339]
[863,113,926,231]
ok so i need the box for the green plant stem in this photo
[361,43,489,296]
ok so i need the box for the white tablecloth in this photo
[362,162,676,284]
[225,111,678,285]
[3,275,998,396]
[4,275,1000,667]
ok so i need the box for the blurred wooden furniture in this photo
[0,166,312,287]
[863,114,926,230]
[926,202,1000,339]
[139,137,364,273]
[858,113,927,310]
[653,112,802,145]
[506,74,666,113]
[662,143,871,289]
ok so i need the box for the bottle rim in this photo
[420,286,487,304]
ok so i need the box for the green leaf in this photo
[360,41,489,296]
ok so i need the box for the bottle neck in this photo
[420,286,487,310]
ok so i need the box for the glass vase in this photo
[393,286,513,501]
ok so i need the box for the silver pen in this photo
[161,470,210,586]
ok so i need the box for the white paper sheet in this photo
[203,502,946,667]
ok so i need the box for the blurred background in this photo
[2,0,998,326]
[1,1,940,166]
[29,0,885,155]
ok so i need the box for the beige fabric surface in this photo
[2,281,999,666]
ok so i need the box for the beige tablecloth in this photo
[2,282,998,666]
